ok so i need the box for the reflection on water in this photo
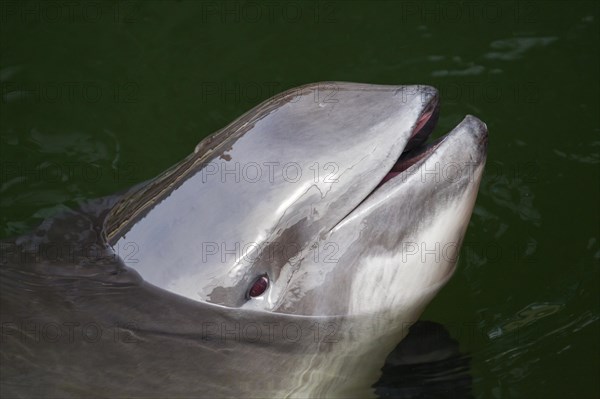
[485,37,557,61]
[488,302,564,339]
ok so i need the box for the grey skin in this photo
[0,82,487,398]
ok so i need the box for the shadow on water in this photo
[374,321,472,399]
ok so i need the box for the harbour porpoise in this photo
[0,82,487,398]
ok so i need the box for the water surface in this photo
[1,1,598,398]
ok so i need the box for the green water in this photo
[1,1,598,398]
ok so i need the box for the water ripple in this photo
[485,37,557,60]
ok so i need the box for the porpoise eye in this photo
[247,275,269,298]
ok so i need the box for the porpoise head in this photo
[106,82,486,321]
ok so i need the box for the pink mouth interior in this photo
[414,108,435,137]
[379,101,440,186]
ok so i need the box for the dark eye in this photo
[247,275,269,298]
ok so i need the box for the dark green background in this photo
[1,1,598,398]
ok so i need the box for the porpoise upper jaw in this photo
[104,82,487,318]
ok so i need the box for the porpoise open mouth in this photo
[378,95,444,188]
